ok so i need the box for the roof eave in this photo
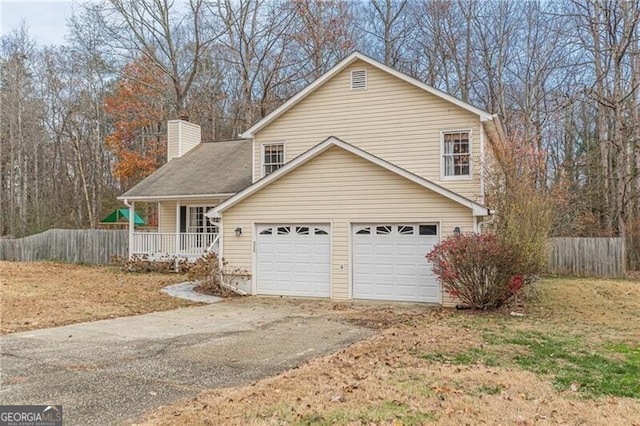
[118,193,237,202]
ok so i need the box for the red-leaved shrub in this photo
[426,233,521,309]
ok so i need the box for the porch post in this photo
[128,200,135,259]
[175,201,181,255]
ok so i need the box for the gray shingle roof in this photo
[119,139,252,200]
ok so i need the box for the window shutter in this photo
[351,69,367,90]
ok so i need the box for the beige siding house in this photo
[120,52,501,306]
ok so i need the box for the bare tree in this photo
[211,0,298,132]
[0,26,47,236]
[569,0,640,238]
[91,0,219,115]
[289,0,357,81]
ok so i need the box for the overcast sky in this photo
[1,0,76,46]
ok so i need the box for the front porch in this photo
[130,232,219,259]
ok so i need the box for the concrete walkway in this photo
[0,301,371,426]
[160,281,221,303]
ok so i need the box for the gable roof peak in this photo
[240,52,493,138]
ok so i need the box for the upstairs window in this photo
[442,131,471,178]
[263,143,284,176]
[351,69,367,90]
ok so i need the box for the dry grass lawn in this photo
[0,261,197,334]
[141,277,640,425]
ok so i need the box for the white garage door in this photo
[353,223,440,303]
[256,224,331,297]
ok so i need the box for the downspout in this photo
[205,214,221,254]
[123,198,134,259]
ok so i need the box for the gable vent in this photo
[350,69,367,90]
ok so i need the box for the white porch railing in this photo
[131,232,219,258]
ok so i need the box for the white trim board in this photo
[241,51,493,138]
[118,193,236,202]
[207,136,491,218]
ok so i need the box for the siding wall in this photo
[157,201,176,253]
[224,146,474,305]
[158,201,177,233]
[254,59,483,201]
[167,120,201,161]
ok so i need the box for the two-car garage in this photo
[255,223,440,303]
[211,138,488,307]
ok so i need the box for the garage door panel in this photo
[257,224,331,297]
[395,286,419,297]
[396,266,419,277]
[312,243,329,255]
[312,266,330,276]
[294,261,312,270]
[353,223,440,303]
[421,288,440,298]
[276,262,293,274]
[371,243,394,254]
[395,242,426,255]
[275,244,294,256]
[294,246,311,255]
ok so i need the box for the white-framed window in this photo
[441,130,471,179]
[187,206,218,234]
[262,143,285,176]
[350,69,367,90]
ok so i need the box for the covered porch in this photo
[115,136,252,261]
[123,198,223,260]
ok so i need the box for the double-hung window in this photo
[442,131,471,178]
[263,143,285,176]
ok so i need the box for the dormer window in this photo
[350,69,367,90]
[442,131,471,178]
[263,143,285,176]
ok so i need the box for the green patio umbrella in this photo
[100,208,146,226]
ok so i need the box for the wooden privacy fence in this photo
[0,229,128,265]
[548,237,626,278]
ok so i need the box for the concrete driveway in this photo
[0,300,372,425]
